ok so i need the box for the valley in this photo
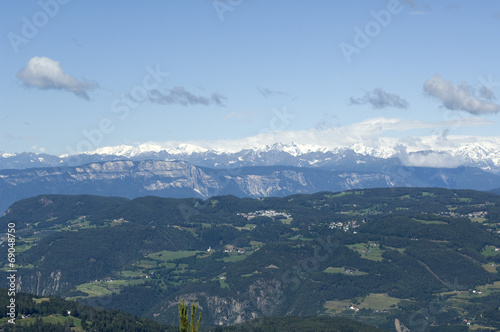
[1,188,500,330]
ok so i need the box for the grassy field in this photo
[76,283,114,297]
[73,279,145,299]
[249,240,264,248]
[172,225,197,236]
[147,250,201,262]
[347,243,384,261]
[324,293,400,314]
[19,314,82,329]
[241,270,259,277]
[446,205,457,211]
[158,262,177,269]
[288,236,314,241]
[120,270,146,278]
[326,192,349,199]
[412,218,447,225]
[481,246,500,257]
[324,267,368,276]
[14,243,34,253]
[33,297,50,304]
[222,253,248,263]
[235,224,256,231]
[441,281,500,304]
[359,293,400,310]
[280,218,293,225]
[482,263,497,273]
[136,259,158,268]
[323,299,352,314]
[219,278,229,289]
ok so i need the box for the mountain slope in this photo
[2,160,500,214]
[2,188,500,330]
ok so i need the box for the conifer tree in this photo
[178,298,201,332]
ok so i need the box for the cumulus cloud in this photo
[350,88,409,109]
[131,87,226,107]
[423,74,500,115]
[16,56,97,100]
[395,147,466,168]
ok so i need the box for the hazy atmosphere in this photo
[2,1,500,163]
[4,2,500,331]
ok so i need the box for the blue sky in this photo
[1,0,500,156]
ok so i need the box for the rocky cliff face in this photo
[163,279,286,326]
[0,160,398,213]
[18,270,68,296]
[2,160,500,214]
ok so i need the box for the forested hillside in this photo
[2,188,500,330]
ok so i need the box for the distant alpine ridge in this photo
[1,159,500,214]
[2,142,500,214]
[2,141,500,172]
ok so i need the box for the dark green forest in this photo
[1,187,500,330]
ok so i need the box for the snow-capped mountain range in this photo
[1,139,500,173]
[2,140,500,214]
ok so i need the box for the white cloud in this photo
[350,88,409,109]
[139,117,495,155]
[423,74,500,115]
[131,87,226,107]
[76,116,498,168]
[17,56,97,100]
[396,148,466,168]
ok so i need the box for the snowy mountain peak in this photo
[257,142,329,156]
[0,152,16,158]
[3,135,500,173]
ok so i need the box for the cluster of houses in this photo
[90,277,115,283]
[467,211,488,218]
[207,245,247,254]
[224,245,246,254]
[346,304,388,313]
[329,219,365,232]
[237,210,291,221]
[439,210,488,219]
